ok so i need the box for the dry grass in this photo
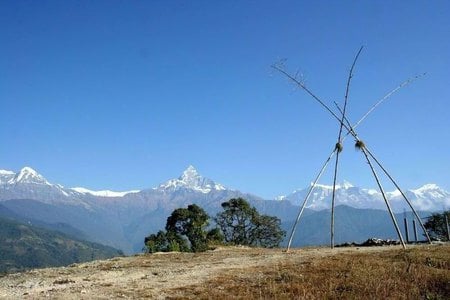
[168,245,450,299]
[1,244,448,299]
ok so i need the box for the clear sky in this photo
[1,0,449,198]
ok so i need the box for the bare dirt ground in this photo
[0,244,443,299]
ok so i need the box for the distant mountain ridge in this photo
[1,166,448,212]
[0,165,448,253]
[278,181,450,212]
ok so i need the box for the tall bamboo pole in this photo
[273,56,426,249]
[335,104,407,247]
[364,147,432,243]
[353,73,426,129]
[271,65,343,122]
[286,147,336,251]
[360,146,407,249]
[330,150,340,248]
[336,103,429,245]
[330,47,363,248]
[336,104,413,247]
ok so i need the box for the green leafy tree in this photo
[144,230,189,253]
[165,204,211,252]
[252,214,285,247]
[144,230,167,253]
[144,204,223,253]
[215,198,285,248]
[206,227,224,246]
[215,198,258,245]
[424,211,450,241]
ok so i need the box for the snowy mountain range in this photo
[0,165,448,253]
[0,165,227,199]
[278,181,450,212]
[1,165,447,212]
[0,166,268,252]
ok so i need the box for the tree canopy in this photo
[166,204,210,252]
[215,198,285,248]
[144,199,285,253]
[145,204,219,253]
[424,211,450,241]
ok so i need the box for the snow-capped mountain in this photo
[7,167,50,185]
[1,167,51,186]
[279,181,450,212]
[0,165,269,253]
[393,184,450,212]
[70,187,141,197]
[2,166,448,212]
[0,167,73,202]
[0,167,142,202]
[0,170,16,184]
[156,165,226,193]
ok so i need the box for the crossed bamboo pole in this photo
[331,46,363,248]
[284,74,426,250]
[272,53,431,251]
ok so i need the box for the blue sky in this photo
[1,0,449,198]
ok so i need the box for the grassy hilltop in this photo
[0,243,448,299]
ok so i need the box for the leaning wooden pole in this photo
[330,149,340,248]
[273,55,426,250]
[286,148,336,251]
[336,104,432,245]
[335,108,412,248]
[359,146,407,249]
[364,147,432,243]
[342,126,407,249]
[330,46,363,249]
[271,65,343,122]
[353,73,426,129]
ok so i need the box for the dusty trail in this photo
[0,245,416,299]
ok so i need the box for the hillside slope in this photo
[0,217,123,273]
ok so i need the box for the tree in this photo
[424,211,450,241]
[144,204,223,253]
[165,204,210,252]
[215,198,285,248]
[252,214,285,248]
[206,227,224,245]
[144,230,189,253]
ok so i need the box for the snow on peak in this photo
[413,183,440,192]
[8,166,50,185]
[0,169,15,175]
[341,180,354,189]
[180,165,201,184]
[308,180,353,190]
[71,187,140,197]
[158,165,226,193]
[283,181,449,212]
[410,183,447,199]
[387,189,402,198]
[275,195,286,201]
[0,169,15,184]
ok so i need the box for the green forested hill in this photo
[0,217,123,273]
